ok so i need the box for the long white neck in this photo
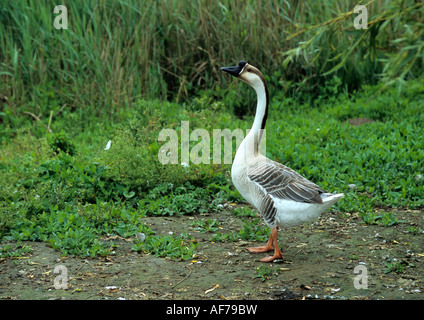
[235,78,268,163]
[250,80,268,137]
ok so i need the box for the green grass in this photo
[359,211,403,227]
[255,265,280,282]
[3,201,154,257]
[384,261,408,274]
[190,219,221,233]
[231,206,258,218]
[0,243,33,260]
[132,234,198,261]
[139,182,226,216]
[210,218,269,243]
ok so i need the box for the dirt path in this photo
[1,209,423,300]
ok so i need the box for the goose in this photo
[221,60,344,262]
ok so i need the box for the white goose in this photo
[221,61,344,262]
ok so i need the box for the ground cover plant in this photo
[1,80,423,260]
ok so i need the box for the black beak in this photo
[221,60,247,77]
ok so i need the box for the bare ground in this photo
[0,208,423,300]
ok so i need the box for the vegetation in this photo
[384,261,408,274]
[132,234,198,261]
[255,265,280,282]
[0,1,423,260]
[1,0,423,125]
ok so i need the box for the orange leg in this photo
[247,227,283,262]
[247,232,273,253]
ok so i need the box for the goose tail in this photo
[321,192,344,205]
[322,192,344,200]
[315,193,344,215]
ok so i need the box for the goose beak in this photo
[221,65,242,77]
[221,60,247,77]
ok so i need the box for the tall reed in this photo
[0,0,422,122]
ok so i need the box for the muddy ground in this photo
[0,207,423,300]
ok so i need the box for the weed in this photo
[3,201,151,258]
[190,219,220,233]
[0,244,33,260]
[349,253,359,261]
[231,206,257,218]
[48,131,76,155]
[360,211,402,227]
[406,226,422,236]
[255,265,278,282]
[132,234,198,261]
[139,182,223,216]
[210,219,269,243]
[46,227,114,258]
[210,232,239,243]
[206,182,243,204]
[385,261,407,274]
[238,219,269,242]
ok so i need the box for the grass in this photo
[384,261,408,274]
[231,206,257,218]
[0,243,33,260]
[255,265,280,282]
[132,234,198,261]
[406,226,422,236]
[210,218,270,243]
[360,211,403,226]
[190,219,221,233]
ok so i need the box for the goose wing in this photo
[247,159,325,204]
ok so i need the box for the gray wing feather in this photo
[247,159,325,204]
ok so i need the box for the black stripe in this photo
[257,77,269,154]
[259,193,277,227]
[260,83,269,131]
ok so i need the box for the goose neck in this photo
[245,80,268,155]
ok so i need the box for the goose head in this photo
[221,60,269,140]
[221,60,266,91]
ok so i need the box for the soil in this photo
[346,117,376,126]
[0,207,423,300]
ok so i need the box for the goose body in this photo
[221,61,344,262]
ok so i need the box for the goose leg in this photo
[257,228,284,262]
[247,233,273,253]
